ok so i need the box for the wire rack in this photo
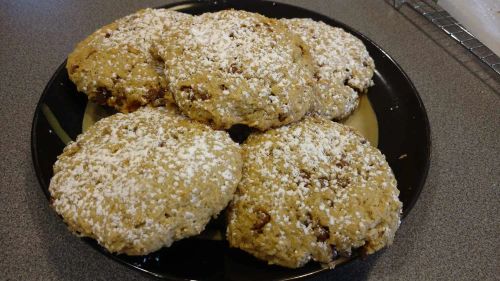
[394,0,500,76]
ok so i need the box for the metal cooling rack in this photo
[393,0,500,76]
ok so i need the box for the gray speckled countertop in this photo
[1,0,499,280]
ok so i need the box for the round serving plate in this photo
[31,1,431,280]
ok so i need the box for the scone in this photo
[66,9,191,112]
[282,18,375,119]
[157,10,315,130]
[49,106,242,255]
[227,116,401,268]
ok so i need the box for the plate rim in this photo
[30,1,432,280]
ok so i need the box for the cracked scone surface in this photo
[158,10,315,130]
[282,18,375,119]
[66,9,191,113]
[227,117,401,268]
[49,106,242,255]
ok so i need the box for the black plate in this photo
[31,1,431,280]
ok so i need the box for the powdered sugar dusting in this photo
[228,117,401,268]
[49,106,242,255]
[282,18,375,119]
[67,9,191,112]
[96,9,189,56]
[159,10,315,130]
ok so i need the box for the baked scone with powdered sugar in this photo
[157,10,316,130]
[66,9,191,113]
[49,106,242,255]
[282,18,375,120]
[227,116,401,268]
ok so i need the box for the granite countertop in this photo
[1,0,498,280]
